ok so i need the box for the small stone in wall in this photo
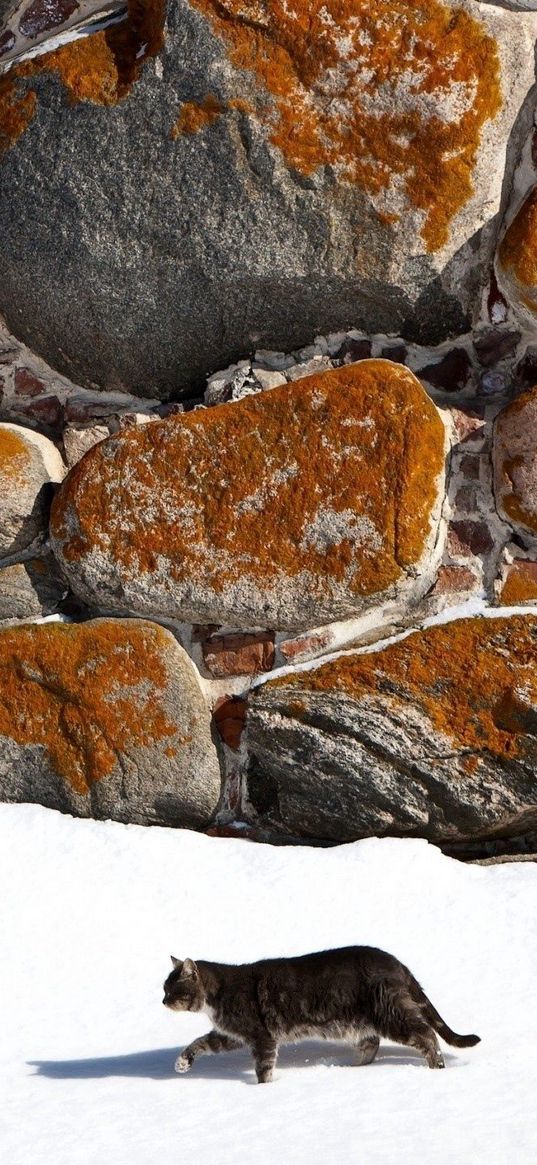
[448,520,494,558]
[493,388,537,540]
[0,422,65,562]
[213,695,248,751]
[498,560,537,606]
[429,564,480,596]
[14,367,45,397]
[63,424,110,468]
[13,394,63,431]
[0,554,68,622]
[203,632,275,678]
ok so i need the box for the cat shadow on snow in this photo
[28,1042,456,1083]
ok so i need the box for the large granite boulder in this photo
[0,1,536,395]
[246,614,537,844]
[50,361,447,630]
[493,388,537,539]
[0,618,222,826]
[0,422,65,560]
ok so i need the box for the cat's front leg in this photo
[251,1036,279,1084]
[175,1031,243,1073]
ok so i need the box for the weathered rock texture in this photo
[50,361,447,629]
[497,187,537,321]
[0,422,65,560]
[0,1,536,395]
[493,389,537,539]
[0,618,221,826]
[0,554,67,620]
[246,615,537,845]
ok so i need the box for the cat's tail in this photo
[414,985,480,1047]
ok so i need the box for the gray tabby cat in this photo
[162,946,480,1083]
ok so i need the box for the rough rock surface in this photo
[0,2,536,395]
[246,615,537,844]
[497,188,537,321]
[0,618,221,827]
[0,422,65,560]
[50,361,447,630]
[0,554,67,620]
[493,389,537,538]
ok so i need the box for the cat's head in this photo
[163,957,205,1012]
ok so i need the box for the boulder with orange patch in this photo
[50,361,447,630]
[0,1,536,395]
[246,615,537,844]
[0,618,222,827]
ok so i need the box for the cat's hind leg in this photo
[354,1035,380,1066]
[251,1036,279,1083]
[175,1031,243,1073]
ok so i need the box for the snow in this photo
[2,803,537,1165]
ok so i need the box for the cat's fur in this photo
[162,946,480,1083]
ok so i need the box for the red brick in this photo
[454,482,482,513]
[213,696,248,750]
[430,565,479,596]
[14,394,63,428]
[203,632,275,677]
[280,629,334,662]
[448,520,494,557]
[14,368,46,397]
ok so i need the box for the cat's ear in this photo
[170,955,181,968]
[180,958,198,980]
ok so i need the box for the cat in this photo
[162,946,480,1083]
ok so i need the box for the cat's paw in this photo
[175,1053,193,1074]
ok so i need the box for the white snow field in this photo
[2,804,536,1165]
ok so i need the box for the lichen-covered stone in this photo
[0,2,535,394]
[493,389,537,539]
[50,361,447,630]
[0,618,222,827]
[497,187,537,320]
[0,422,65,560]
[0,554,67,621]
[246,615,537,844]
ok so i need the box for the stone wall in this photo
[1,1,537,857]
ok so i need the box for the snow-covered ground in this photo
[2,803,536,1165]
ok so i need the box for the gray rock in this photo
[0,423,65,561]
[0,554,68,621]
[246,614,537,844]
[0,617,222,828]
[62,423,110,467]
[0,2,535,396]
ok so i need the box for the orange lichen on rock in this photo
[498,188,537,308]
[0,620,178,792]
[189,0,501,250]
[0,0,166,150]
[0,426,32,482]
[499,562,537,606]
[171,94,223,138]
[0,71,36,151]
[276,615,537,760]
[50,361,445,612]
